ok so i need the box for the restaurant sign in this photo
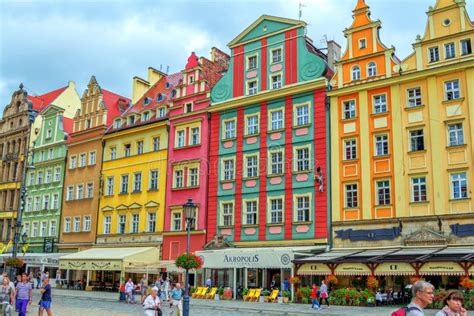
[375,262,415,276]
[334,263,371,276]
[297,263,332,275]
[59,260,122,271]
[197,249,294,268]
[419,262,464,275]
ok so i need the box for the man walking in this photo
[169,283,182,316]
[140,274,149,303]
[15,273,31,316]
[406,281,435,316]
[38,278,52,316]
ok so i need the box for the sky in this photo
[1,0,473,110]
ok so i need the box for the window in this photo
[359,38,366,49]
[223,159,235,181]
[153,137,160,151]
[271,74,282,89]
[104,216,111,234]
[48,148,54,160]
[28,172,35,186]
[185,103,192,113]
[120,175,129,193]
[70,156,77,169]
[54,167,61,182]
[110,147,116,160]
[52,194,59,209]
[367,62,377,77]
[246,155,258,178]
[188,75,194,84]
[79,153,86,167]
[35,197,41,211]
[176,130,185,148]
[106,176,114,196]
[407,88,422,107]
[86,119,92,128]
[26,198,32,211]
[45,169,52,183]
[32,222,39,237]
[461,39,472,55]
[158,107,166,118]
[143,111,150,121]
[244,201,258,225]
[266,48,280,64]
[343,100,356,119]
[375,135,389,156]
[40,222,47,237]
[114,120,121,129]
[190,127,200,145]
[149,170,158,190]
[174,170,184,188]
[43,195,50,210]
[118,215,126,234]
[137,141,144,154]
[224,120,236,139]
[46,129,52,139]
[246,115,259,135]
[128,115,135,125]
[296,196,310,222]
[24,223,30,236]
[270,110,283,131]
[248,55,257,70]
[351,66,361,81]
[73,217,80,232]
[376,180,391,205]
[373,95,387,114]
[270,151,283,175]
[87,151,96,166]
[67,186,73,201]
[64,218,71,233]
[448,123,464,146]
[295,104,309,126]
[76,184,84,199]
[345,184,358,208]
[445,79,460,100]
[83,216,91,232]
[429,46,440,62]
[222,203,234,226]
[172,212,182,231]
[445,43,455,59]
[133,173,142,192]
[409,129,425,151]
[248,81,257,95]
[87,183,93,198]
[124,144,131,157]
[269,198,283,224]
[189,168,198,187]
[147,213,156,232]
[344,139,357,160]
[49,221,56,236]
[411,177,427,202]
[451,172,467,199]
[131,214,139,233]
[296,147,310,172]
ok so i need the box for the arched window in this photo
[352,66,361,81]
[367,62,377,77]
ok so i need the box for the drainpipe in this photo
[325,92,332,251]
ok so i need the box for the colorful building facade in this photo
[199,15,331,293]
[59,76,130,252]
[162,49,229,266]
[24,105,75,252]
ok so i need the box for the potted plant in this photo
[216,287,224,300]
[282,290,291,303]
[242,288,249,300]
[5,257,24,268]
[366,276,379,290]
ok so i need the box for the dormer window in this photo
[185,103,192,113]
[359,39,366,49]
[171,90,177,98]
[143,112,150,121]
[367,62,377,77]
[128,116,135,125]
[114,119,121,129]
[188,76,194,84]
[143,97,152,106]
[351,66,361,81]
[165,82,171,89]
[156,94,165,102]
[158,107,166,118]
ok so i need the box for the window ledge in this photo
[409,201,429,205]
[267,173,284,178]
[218,225,234,229]
[147,189,158,192]
[341,117,358,123]
[241,224,258,228]
[293,221,313,225]
[131,190,142,194]
[172,186,199,191]
[292,171,312,175]
[449,197,470,202]
[243,177,259,181]
[442,97,465,105]
[243,133,260,139]
[343,207,359,211]
[375,204,393,207]
[221,137,237,143]
[267,223,284,227]
[293,124,311,130]
[404,104,425,111]
[373,154,391,159]
[408,150,427,155]
[342,158,359,163]
[268,128,285,134]
[446,144,467,149]
[175,144,201,150]
[119,192,129,195]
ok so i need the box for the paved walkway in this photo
[51,288,440,315]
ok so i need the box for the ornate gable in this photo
[403,228,450,246]
[203,234,234,250]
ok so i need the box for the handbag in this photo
[321,292,328,299]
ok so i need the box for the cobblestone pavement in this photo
[32,288,440,316]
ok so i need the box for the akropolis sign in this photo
[197,249,294,269]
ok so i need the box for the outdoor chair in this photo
[243,289,256,301]
[196,287,209,299]
[205,287,217,299]
[250,288,262,302]
[264,289,279,303]
[192,287,203,298]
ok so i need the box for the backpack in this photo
[391,306,421,316]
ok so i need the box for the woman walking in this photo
[318,280,329,308]
[0,277,14,316]
[143,287,162,316]
[15,273,32,316]
[435,290,467,316]
[310,284,321,311]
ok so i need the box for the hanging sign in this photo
[334,263,371,276]
[297,263,332,275]
[419,262,465,276]
[375,262,416,276]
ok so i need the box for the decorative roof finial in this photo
[19,83,24,90]
[354,0,368,11]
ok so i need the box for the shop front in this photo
[197,246,323,299]
[0,253,66,278]
[59,247,160,291]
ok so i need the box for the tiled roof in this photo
[62,117,74,135]
[101,89,130,125]
[27,86,67,112]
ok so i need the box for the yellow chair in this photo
[196,287,209,299]
[244,289,256,301]
[191,287,203,298]
[250,288,262,302]
[205,287,217,299]
[264,289,279,303]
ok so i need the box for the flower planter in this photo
[282,297,289,303]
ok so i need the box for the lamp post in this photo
[182,198,196,316]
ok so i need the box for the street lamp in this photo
[182,198,196,316]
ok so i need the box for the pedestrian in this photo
[435,289,467,316]
[38,278,52,316]
[205,277,211,288]
[27,273,33,288]
[376,289,382,306]
[140,274,149,303]
[143,286,162,316]
[163,278,170,302]
[318,280,329,308]
[168,283,182,316]
[0,277,14,316]
[125,278,136,304]
[55,270,61,286]
[13,276,20,313]
[283,279,290,292]
[270,277,276,289]
[36,272,41,289]
[387,288,394,306]
[310,284,321,310]
[15,273,32,316]
[406,280,435,316]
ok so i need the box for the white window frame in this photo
[222,158,235,181]
[444,79,460,101]
[294,103,310,127]
[343,100,356,119]
[64,218,71,233]
[110,147,116,160]
[245,114,259,136]
[344,139,357,160]
[294,194,311,222]
[409,129,425,152]
[190,127,200,145]
[444,42,455,59]
[73,216,81,232]
[461,39,472,56]
[429,46,440,63]
[222,119,237,140]
[367,62,377,77]
[66,186,74,201]
[376,180,391,205]
[271,47,282,64]
[86,183,94,198]
[373,94,387,114]
[271,73,282,89]
[243,200,258,225]
[133,172,142,192]
[247,54,258,70]
[451,172,468,199]
[118,214,126,234]
[174,169,184,188]
[89,151,96,165]
[83,216,91,232]
[131,214,139,233]
[351,65,361,81]
[176,129,185,148]
[375,134,389,156]
[221,202,234,226]
[345,183,358,208]
[244,153,259,178]
[247,80,258,96]
[120,174,129,194]
[147,212,156,233]
[49,220,57,236]
[447,123,464,146]
[407,87,422,107]
[269,108,284,131]
[411,176,427,202]
[172,211,182,231]
[106,176,114,196]
[294,145,311,172]
[103,216,111,234]
[149,170,159,190]
[268,197,283,224]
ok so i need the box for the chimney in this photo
[326,40,341,72]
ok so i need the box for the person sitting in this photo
[435,290,467,316]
